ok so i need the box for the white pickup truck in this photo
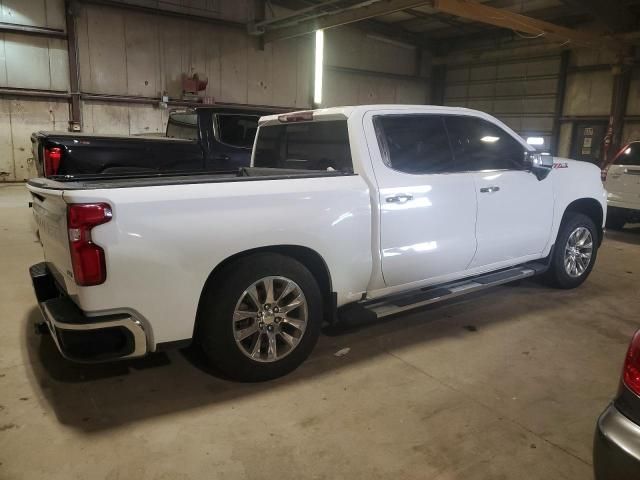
[28,105,607,381]
[603,141,640,229]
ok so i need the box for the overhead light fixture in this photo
[314,30,324,106]
[527,137,544,146]
[481,136,500,143]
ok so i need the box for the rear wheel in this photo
[545,212,598,289]
[198,253,322,381]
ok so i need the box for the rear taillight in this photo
[623,330,640,396]
[44,147,62,176]
[67,203,112,286]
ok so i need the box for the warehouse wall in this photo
[0,0,69,180]
[442,35,626,161]
[323,28,429,107]
[0,0,314,180]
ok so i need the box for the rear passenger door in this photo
[366,113,478,287]
[444,115,553,268]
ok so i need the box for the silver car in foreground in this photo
[594,330,640,479]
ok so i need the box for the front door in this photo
[444,115,554,268]
[365,112,478,287]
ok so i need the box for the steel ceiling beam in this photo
[263,0,433,43]
[431,0,624,51]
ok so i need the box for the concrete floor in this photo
[1,183,639,480]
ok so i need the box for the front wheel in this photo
[197,253,323,381]
[545,212,599,289]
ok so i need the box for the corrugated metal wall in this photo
[444,55,561,148]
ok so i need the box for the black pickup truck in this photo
[30,106,280,178]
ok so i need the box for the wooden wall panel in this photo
[124,12,160,97]
[82,6,128,94]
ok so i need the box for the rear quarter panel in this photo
[62,175,372,347]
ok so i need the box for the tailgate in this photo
[28,185,76,295]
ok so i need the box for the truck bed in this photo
[27,167,354,191]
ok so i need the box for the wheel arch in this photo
[562,198,604,244]
[195,245,336,334]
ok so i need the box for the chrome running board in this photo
[339,264,545,323]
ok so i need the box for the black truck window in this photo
[253,120,353,172]
[217,114,259,148]
[166,113,198,141]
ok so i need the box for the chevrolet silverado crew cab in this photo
[27,105,607,381]
[603,141,640,229]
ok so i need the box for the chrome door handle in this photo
[386,194,413,204]
[480,186,500,193]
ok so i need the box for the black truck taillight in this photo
[623,330,640,397]
[67,203,112,286]
[44,147,62,176]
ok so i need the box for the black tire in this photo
[606,215,626,230]
[197,253,323,382]
[545,212,599,289]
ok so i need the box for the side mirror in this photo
[527,152,553,180]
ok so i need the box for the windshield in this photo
[253,120,353,172]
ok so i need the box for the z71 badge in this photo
[553,162,568,169]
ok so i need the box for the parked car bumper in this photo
[608,203,640,220]
[594,403,640,480]
[29,262,147,362]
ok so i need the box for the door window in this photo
[374,115,454,174]
[445,116,528,172]
[216,114,259,148]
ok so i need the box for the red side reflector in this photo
[278,111,314,123]
[623,330,640,396]
[44,147,62,176]
[67,203,112,286]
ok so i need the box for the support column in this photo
[430,64,446,105]
[551,50,570,156]
[603,50,633,166]
[66,0,82,131]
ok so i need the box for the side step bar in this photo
[339,263,546,323]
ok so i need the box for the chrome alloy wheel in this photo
[233,276,308,363]
[563,226,593,278]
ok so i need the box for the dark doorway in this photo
[570,121,608,165]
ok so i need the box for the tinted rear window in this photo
[166,113,198,140]
[615,143,640,165]
[217,114,259,148]
[253,121,352,172]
